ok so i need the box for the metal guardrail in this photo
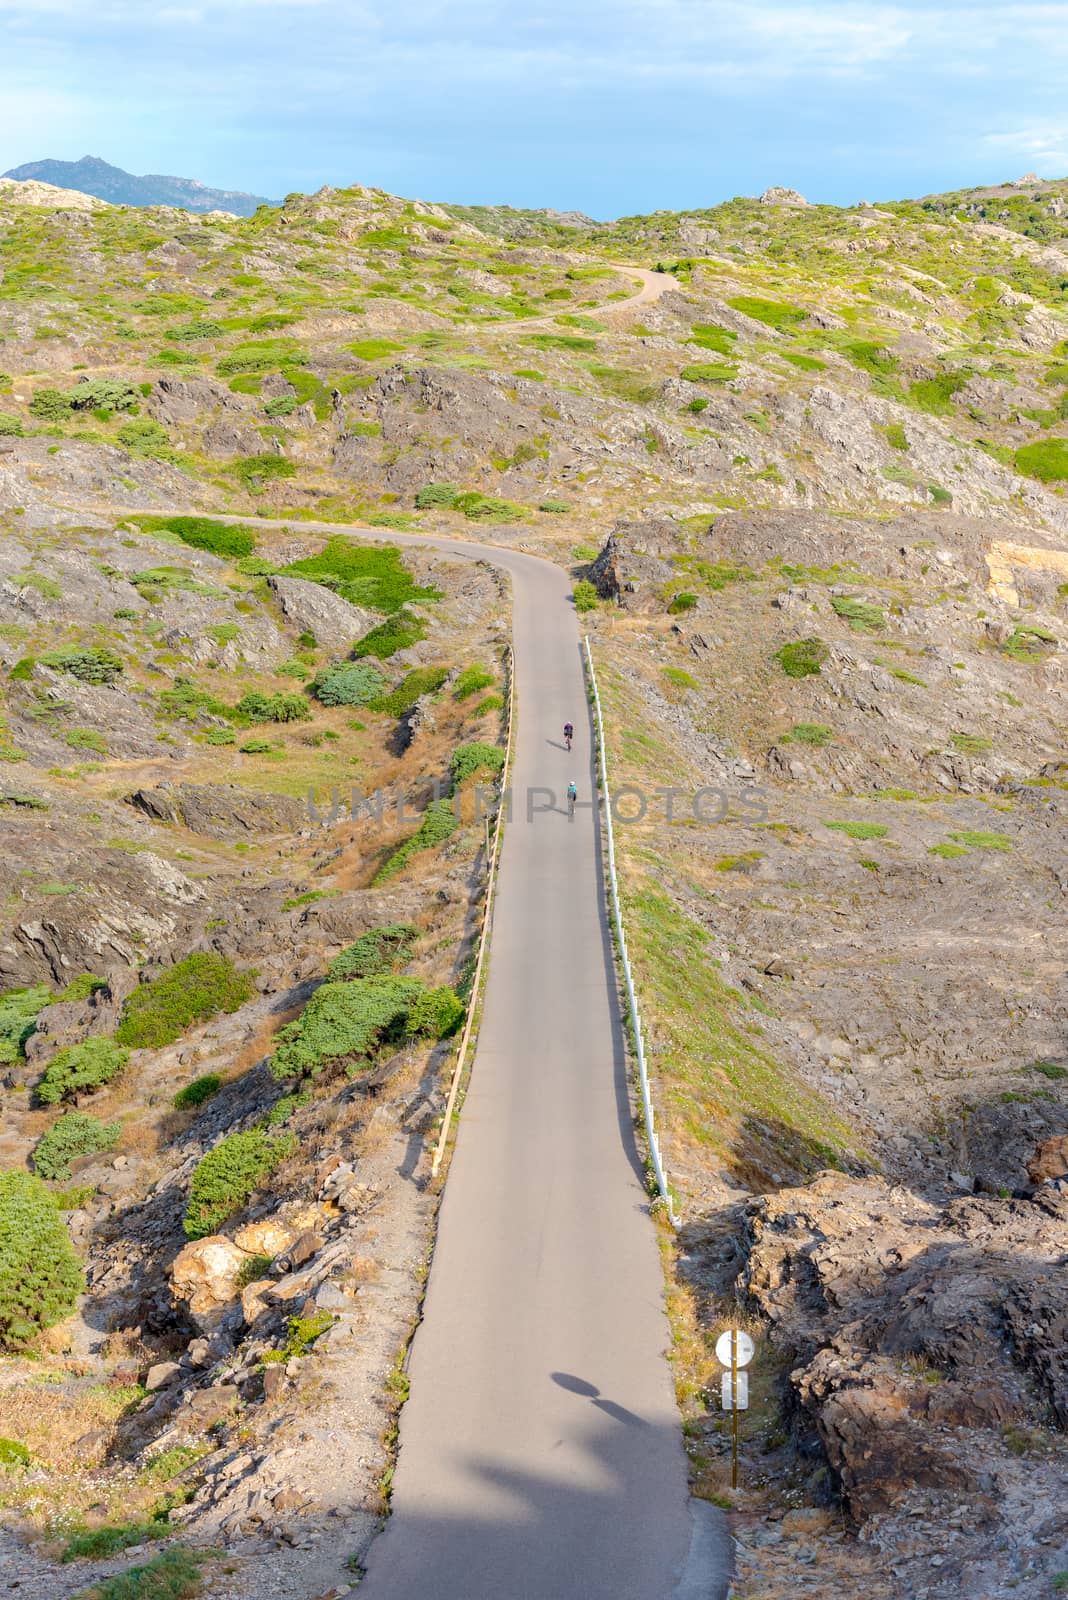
[584,636,680,1229]
[430,645,516,1179]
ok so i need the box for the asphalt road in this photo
[355,529,725,1600]
[100,509,727,1597]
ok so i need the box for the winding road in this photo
[100,510,728,1598]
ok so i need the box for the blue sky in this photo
[3,1,1068,215]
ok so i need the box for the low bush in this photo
[270,976,425,1081]
[33,1112,120,1180]
[36,1038,129,1106]
[140,516,256,559]
[374,798,458,883]
[116,954,255,1050]
[831,595,886,632]
[824,820,889,840]
[453,665,494,701]
[407,986,464,1039]
[726,296,806,331]
[117,419,171,456]
[680,363,736,385]
[0,412,24,437]
[451,742,505,784]
[168,319,225,341]
[230,454,297,490]
[948,829,1012,851]
[415,482,458,509]
[950,732,993,754]
[234,691,311,724]
[328,923,418,981]
[158,677,230,722]
[368,666,448,717]
[185,1128,295,1237]
[0,984,51,1065]
[64,728,108,754]
[1015,438,1068,482]
[784,722,832,745]
[348,337,404,361]
[173,1073,222,1111]
[39,646,123,685]
[57,973,105,1003]
[843,340,898,377]
[239,736,277,754]
[61,1523,165,1562]
[29,388,71,421]
[538,499,569,513]
[907,371,968,416]
[0,1170,83,1347]
[282,539,441,613]
[1004,623,1058,662]
[65,1544,205,1600]
[780,350,825,372]
[667,592,697,614]
[0,1437,32,1468]
[311,661,387,706]
[662,666,697,690]
[353,609,427,659]
[573,580,598,613]
[524,333,598,353]
[452,492,525,523]
[775,637,828,678]
[687,323,736,354]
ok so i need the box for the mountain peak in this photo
[1,155,269,216]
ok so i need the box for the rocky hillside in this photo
[3,156,269,216]
[0,173,1067,1598]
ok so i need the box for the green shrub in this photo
[311,661,387,706]
[141,516,256,559]
[116,954,255,1050]
[348,337,404,361]
[1015,439,1068,482]
[538,499,570,514]
[407,986,464,1039]
[234,691,311,723]
[239,737,277,754]
[282,539,441,613]
[784,722,832,745]
[661,666,697,690]
[368,666,448,717]
[264,394,298,418]
[64,728,108,754]
[328,924,418,981]
[667,592,698,614]
[780,350,825,372]
[775,637,828,678]
[475,693,503,714]
[168,319,225,342]
[831,596,886,632]
[374,798,458,883]
[843,340,898,377]
[1004,623,1058,661]
[0,412,24,436]
[36,1038,129,1106]
[353,609,427,659]
[39,646,123,685]
[157,677,230,722]
[452,492,525,523]
[217,339,304,376]
[0,1437,32,1468]
[687,323,736,354]
[0,1171,83,1346]
[524,333,598,352]
[726,296,806,331]
[0,985,51,1065]
[61,1523,165,1562]
[202,727,237,745]
[117,419,171,456]
[230,454,297,489]
[950,732,993,754]
[680,363,736,384]
[270,976,424,1081]
[57,973,105,1004]
[884,422,909,450]
[451,742,505,784]
[454,665,494,701]
[33,1113,120,1180]
[907,372,967,416]
[185,1128,295,1238]
[415,482,458,509]
[824,820,889,840]
[64,1544,205,1600]
[173,1073,223,1111]
[29,388,71,421]
[948,829,1012,851]
[573,580,598,613]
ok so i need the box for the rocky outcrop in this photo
[267,574,374,652]
[126,781,306,839]
[743,1173,1068,1519]
[169,1235,247,1335]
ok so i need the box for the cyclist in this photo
[566,780,577,818]
[563,721,574,751]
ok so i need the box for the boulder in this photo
[170,1235,245,1335]
[268,575,375,653]
[1027,1134,1068,1185]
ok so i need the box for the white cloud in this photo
[983,126,1068,173]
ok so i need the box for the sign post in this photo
[715,1329,754,1489]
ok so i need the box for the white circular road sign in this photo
[715,1329,754,1369]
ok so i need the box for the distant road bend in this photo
[101,509,730,1599]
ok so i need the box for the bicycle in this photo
[567,782,577,818]
[563,722,574,752]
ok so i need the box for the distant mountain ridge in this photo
[1,155,269,216]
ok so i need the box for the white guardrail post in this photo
[430,644,516,1179]
[584,636,680,1229]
